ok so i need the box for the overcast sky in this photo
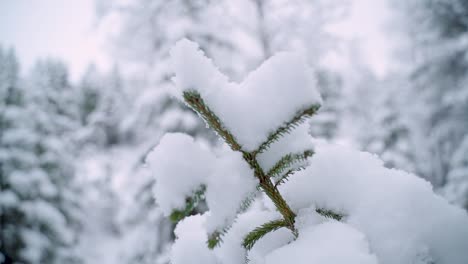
[0,0,110,81]
[0,0,393,81]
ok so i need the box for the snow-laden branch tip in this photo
[145,39,468,264]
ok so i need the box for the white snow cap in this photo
[205,148,258,233]
[147,133,215,215]
[170,38,322,151]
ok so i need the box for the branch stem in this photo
[242,152,297,231]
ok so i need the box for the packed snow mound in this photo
[265,222,378,264]
[146,133,215,215]
[170,39,322,151]
[280,141,468,264]
[171,214,217,264]
[205,147,258,233]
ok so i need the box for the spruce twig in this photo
[207,230,225,249]
[239,188,260,213]
[267,150,314,178]
[316,208,343,221]
[274,167,305,188]
[183,90,242,151]
[242,219,289,250]
[254,105,320,155]
[242,152,297,230]
[169,185,206,223]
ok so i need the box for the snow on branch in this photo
[145,39,468,264]
[170,38,322,152]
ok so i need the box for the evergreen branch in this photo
[183,90,242,151]
[267,150,314,178]
[254,105,320,154]
[316,208,343,221]
[182,90,299,245]
[169,185,206,223]
[242,219,289,251]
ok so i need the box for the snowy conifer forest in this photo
[1,0,468,263]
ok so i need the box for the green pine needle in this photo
[207,230,223,249]
[316,208,343,221]
[169,185,206,223]
[255,105,320,154]
[239,187,261,212]
[242,219,289,250]
[267,150,314,178]
[274,167,306,187]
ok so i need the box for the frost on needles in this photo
[146,39,468,264]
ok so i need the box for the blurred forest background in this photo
[1,0,468,263]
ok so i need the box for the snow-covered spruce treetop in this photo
[146,39,468,264]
